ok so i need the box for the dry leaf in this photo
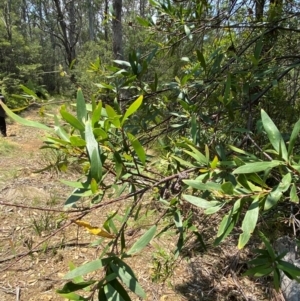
[74,220,115,238]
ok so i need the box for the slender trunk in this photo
[255,0,265,22]
[88,0,94,41]
[104,0,109,41]
[112,0,123,59]
[3,0,12,42]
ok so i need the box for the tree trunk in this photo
[255,0,265,22]
[88,0,94,41]
[112,0,123,59]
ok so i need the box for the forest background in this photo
[2,0,300,300]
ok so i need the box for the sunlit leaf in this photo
[64,258,112,279]
[76,89,87,123]
[288,119,300,157]
[233,161,282,174]
[127,133,146,164]
[121,95,143,126]
[127,225,156,255]
[85,119,102,182]
[238,197,260,249]
[0,101,51,131]
[261,109,288,161]
[110,262,146,298]
[74,220,115,238]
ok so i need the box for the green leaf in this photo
[93,128,108,140]
[290,183,299,203]
[127,133,146,164]
[85,119,102,182]
[214,199,242,245]
[60,108,85,131]
[244,265,274,277]
[110,262,146,298]
[64,258,111,279]
[92,101,103,127]
[105,105,121,128]
[221,182,234,195]
[259,232,276,260]
[136,16,151,26]
[261,109,288,161]
[183,145,208,164]
[104,283,120,301]
[278,173,292,193]
[288,119,300,157]
[183,195,221,209]
[56,292,87,301]
[264,186,283,211]
[127,225,156,255]
[57,281,95,293]
[204,203,224,214]
[254,38,263,60]
[121,95,143,126]
[54,115,70,141]
[171,155,195,167]
[273,268,281,291]
[277,260,300,278]
[109,279,131,301]
[76,89,87,122]
[238,197,260,249]
[196,50,206,72]
[183,180,223,191]
[60,180,89,189]
[233,161,282,174]
[70,136,86,147]
[0,101,51,131]
[20,84,38,97]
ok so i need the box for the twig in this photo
[0,199,83,213]
[15,286,20,301]
[1,211,88,272]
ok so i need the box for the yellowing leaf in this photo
[74,220,115,238]
[210,155,219,169]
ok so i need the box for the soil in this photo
[0,108,284,301]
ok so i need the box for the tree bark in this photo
[112,0,123,59]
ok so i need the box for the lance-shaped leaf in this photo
[56,292,87,301]
[264,173,291,210]
[64,258,112,279]
[105,104,121,128]
[57,280,95,294]
[121,95,143,126]
[0,100,51,131]
[238,197,260,249]
[76,89,87,123]
[183,144,208,165]
[288,119,300,157]
[127,225,156,255]
[60,107,85,131]
[110,262,146,298]
[214,199,242,245]
[183,195,221,209]
[54,115,70,141]
[92,101,103,127]
[85,119,102,182]
[233,161,282,174]
[261,109,288,161]
[74,220,115,238]
[290,183,299,203]
[183,180,222,191]
[127,133,146,164]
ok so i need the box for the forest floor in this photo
[0,107,285,301]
